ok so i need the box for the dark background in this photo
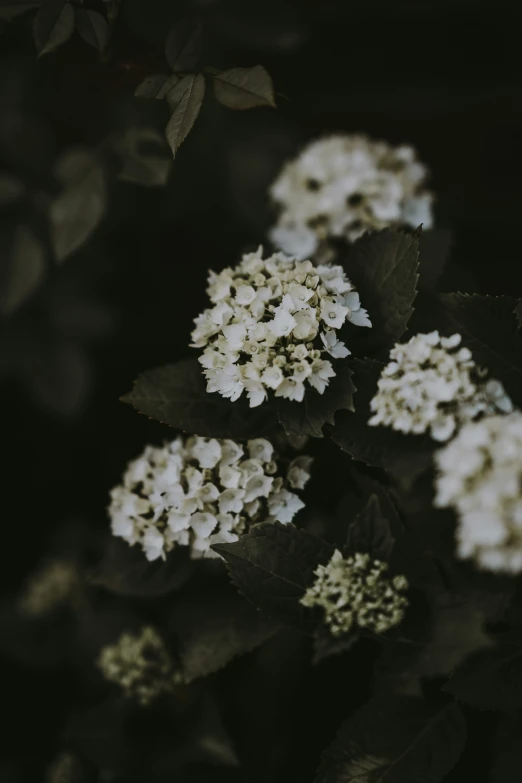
[1,0,522,779]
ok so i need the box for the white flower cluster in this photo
[369,332,513,442]
[301,550,409,636]
[109,435,312,562]
[269,134,434,259]
[191,246,371,407]
[19,560,78,617]
[435,412,522,574]
[97,626,181,706]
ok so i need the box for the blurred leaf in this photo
[438,293,522,407]
[75,8,110,52]
[191,697,240,767]
[165,74,205,156]
[27,342,90,416]
[346,494,395,561]
[275,362,355,438]
[90,536,194,598]
[114,127,171,187]
[340,228,420,357]
[121,358,280,439]
[211,65,276,109]
[33,0,74,57]
[50,147,107,262]
[213,522,334,631]
[443,643,522,710]
[164,16,202,73]
[0,224,45,317]
[169,586,277,682]
[0,173,25,205]
[332,358,434,482]
[315,695,466,783]
[134,73,179,99]
[0,0,40,19]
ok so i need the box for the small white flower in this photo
[320,300,349,329]
[287,455,314,489]
[187,437,222,469]
[320,329,350,359]
[248,439,274,463]
[275,377,306,402]
[143,527,165,561]
[309,359,335,393]
[261,366,285,390]
[268,306,297,337]
[268,489,305,523]
[219,488,246,515]
[223,323,247,350]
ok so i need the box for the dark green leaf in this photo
[0,1,40,20]
[114,127,171,187]
[315,695,466,783]
[418,228,453,291]
[165,74,205,156]
[375,590,495,697]
[443,643,522,710]
[33,0,74,56]
[213,521,334,630]
[121,358,280,439]
[75,8,109,51]
[438,293,522,406]
[50,148,107,262]
[169,586,277,682]
[346,494,395,561]
[312,628,358,665]
[341,228,420,356]
[515,299,522,329]
[134,73,177,99]
[165,16,202,72]
[332,358,434,482]
[89,536,194,597]
[211,65,276,109]
[27,342,90,416]
[0,224,45,317]
[492,714,522,783]
[276,362,355,438]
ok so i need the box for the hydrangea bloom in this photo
[191,246,370,407]
[19,560,78,616]
[97,626,181,706]
[435,412,522,574]
[109,435,312,561]
[269,134,434,259]
[369,331,513,442]
[301,550,408,636]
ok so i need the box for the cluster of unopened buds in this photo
[369,331,512,442]
[109,435,312,561]
[97,626,181,706]
[191,246,371,407]
[301,550,409,636]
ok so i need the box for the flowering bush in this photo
[109,435,312,560]
[435,412,522,573]
[191,246,370,407]
[369,331,512,441]
[269,134,433,258]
